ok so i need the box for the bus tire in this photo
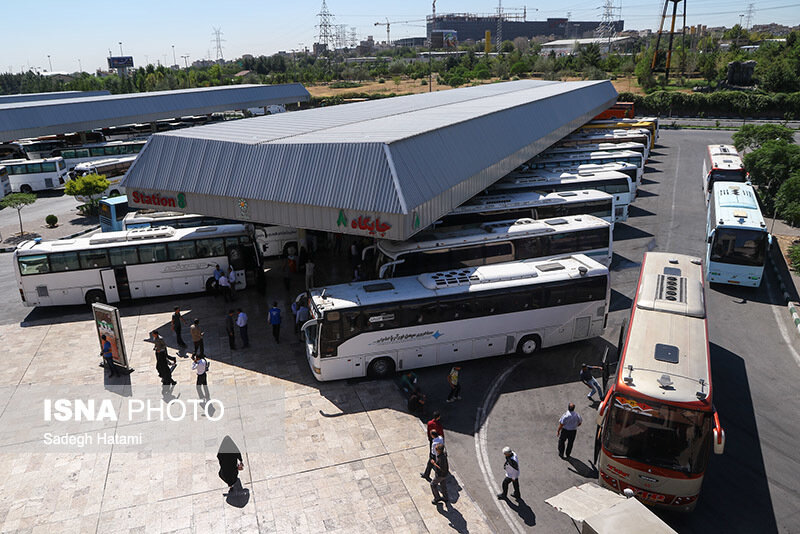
[367,357,395,379]
[20,184,33,194]
[516,335,540,356]
[85,289,106,306]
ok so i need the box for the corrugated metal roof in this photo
[0,84,310,140]
[124,80,617,240]
[0,90,110,104]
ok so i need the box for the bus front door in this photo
[114,267,132,300]
[100,269,120,303]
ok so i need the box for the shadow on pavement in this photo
[613,223,654,241]
[566,456,598,479]
[500,496,536,526]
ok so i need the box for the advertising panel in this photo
[108,56,134,68]
[92,303,130,369]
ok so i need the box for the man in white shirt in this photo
[497,446,521,500]
[557,402,583,459]
[236,309,249,348]
[227,267,237,299]
[421,430,444,480]
[192,354,210,408]
[218,271,231,302]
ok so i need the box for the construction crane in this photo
[373,18,426,45]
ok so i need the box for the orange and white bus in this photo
[702,144,748,202]
[595,251,725,512]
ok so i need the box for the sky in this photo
[4,0,800,74]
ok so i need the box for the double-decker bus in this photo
[373,215,612,279]
[301,254,610,381]
[543,141,648,163]
[491,170,635,222]
[702,145,748,201]
[53,140,147,170]
[14,224,261,307]
[596,251,725,511]
[524,150,644,185]
[440,189,615,228]
[705,182,769,287]
[70,156,136,201]
[2,157,69,193]
[557,129,651,160]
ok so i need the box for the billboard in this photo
[92,303,130,370]
[108,56,134,68]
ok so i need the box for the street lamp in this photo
[119,42,123,55]
[181,54,189,68]
[172,45,176,67]
[47,55,52,72]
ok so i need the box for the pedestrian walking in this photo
[446,366,461,403]
[217,435,245,496]
[218,271,232,302]
[295,301,310,338]
[237,309,249,348]
[427,411,444,444]
[268,302,282,344]
[192,354,210,406]
[421,430,444,480]
[557,402,583,459]
[228,266,237,295]
[225,309,236,350]
[171,306,188,348]
[151,330,176,385]
[213,264,225,293]
[305,258,315,289]
[430,443,450,505]
[100,334,119,377]
[497,447,521,500]
[350,242,360,268]
[580,363,604,400]
[190,319,204,357]
[408,386,426,415]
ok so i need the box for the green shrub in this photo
[45,214,58,227]
[789,243,800,272]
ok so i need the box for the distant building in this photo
[750,23,799,35]
[426,13,623,42]
[394,37,428,47]
[540,36,633,56]
[356,36,375,55]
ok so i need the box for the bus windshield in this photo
[710,169,746,182]
[710,228,767,266]
[604,396,713,475]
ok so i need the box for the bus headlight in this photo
[312,365,321,374]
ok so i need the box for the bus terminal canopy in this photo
[123,80,617,241]
[0,84,310,141]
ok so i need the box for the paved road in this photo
[409,129,800,533]
[0,190,87,241]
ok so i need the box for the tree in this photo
[732,123,796,153]
[635,51,656,90]
[743,139,800,210]
[0,193,37,236]
[64,173,110,213]
[775,171,800,226]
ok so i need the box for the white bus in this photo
[121,209,299,258]
[558,128,652,159]
[14,224,260,307]
[373,215,612,279]
[70,156,137,201]
[702,145,748,202]
[0,166,12,199]
[596,251,724,511]
[491,170,635,222]
[2,157,69,193]
[441,189,615,227]
[524,150,644,186]
[301,254,610,381]
[51,140,147,170]
[543,141,648,162]
[705,182,769,287]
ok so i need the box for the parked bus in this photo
[16,131,106,159]
[0,142,26,161]
[596,251,725,511]
[543,141,648,163]
[301,254,610,381]
[524,150,644,185]
[705,182,768,287]
[580,120,658,148]
[440,189,615,227]
[2,157,68,193]
[491,170,635,222]
[702,145,747,201]
[14,224,260,307]
[53,140,147,170]
[557,130,651,160]
[69,156,136,202]
[0,166,12,199]
[98,196,131,232]
[373,215,612,279]
[594,102,635,120]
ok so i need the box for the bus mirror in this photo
[707,234,713,245]
[713,428,725,454]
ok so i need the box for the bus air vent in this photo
[557,191,578,197]
[536,262,565,272]
[636,274,705,318]
[423,270,479,288]
[363,282,394,293]
[654,343,679,364]
[544,218,568,226]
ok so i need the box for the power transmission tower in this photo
[744,3,754,30]
[336,24,348,49]
[595,0,620,41]
[349,27,358,48]
[496,0,503,52]
[211,27,225,61]
[316,0,335,52]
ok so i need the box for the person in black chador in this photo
[217,435,244,496]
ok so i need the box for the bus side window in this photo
[138,243,168,262]
[167,241,197,261]
[50,252,81,272]
[18,254,50,275]
[78,250,110,269]
[109,246,139,266]
[343,311,362,338]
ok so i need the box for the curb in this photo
[767,251,800,337]
[0,225,100,253]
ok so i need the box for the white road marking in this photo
[474,360,526,534]
[765,275,800,367]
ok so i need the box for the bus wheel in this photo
[516,335,540,356]
[367,357,395,379]
[20,185,33,194]
[85,289,107,306]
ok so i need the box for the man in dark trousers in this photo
[427,411,444,446]
[225,309,236,350]
[151,330,176,385]
[268,302,282,344]
[497,446,521,500]
[421,430,444,481]
[236,309,249,348]
[430,443,450,505]
[171,306,188,349]
[557,402,583,459]
[101,335,119,377]
[190,319,204,357]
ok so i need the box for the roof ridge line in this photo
[383,143,408,215]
